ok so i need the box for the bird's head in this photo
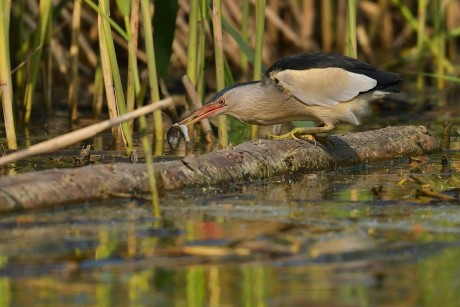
[178,81,260,126]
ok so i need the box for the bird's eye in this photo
[218,98,225,106]
[274,78,279,84]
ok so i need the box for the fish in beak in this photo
[167,123,191,151]
[167,101,224,151]
[177,101,224,126]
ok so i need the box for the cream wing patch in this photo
[270,67,377,106]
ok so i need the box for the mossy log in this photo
[0,126,440,212]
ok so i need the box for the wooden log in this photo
[0,126,439,212]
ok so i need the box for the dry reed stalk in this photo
[111,30,148,63]
[300,0,314,44]
[222,34,244,67]
[321,0,333,52]
[336,0,346,54]
[78,34,98,67]
[50,38,69,75]
[182,75,214,143]
[357,24,373,59]
[159,79,179,123]
[379,0,393,50]
[266,0,279,43]
[98,12,120,139]
[126,0,140,119]
[171,40,188,68]
[240,0,250,76]
[0,0,17,149]
[261,0,312,50]
[223,0,242,27]
[287,0,303,26]
[69,0,82,123]
[92,62,104,119]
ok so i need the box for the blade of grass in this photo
[23,0,52,124]
[432,0,445,91]
[99,0,133,154]
[140,0,163,155]
[121,1,161,218]
[92,60,104,119]
[391,0,453,73]
[0,0,17,149]
[82,0,128,40]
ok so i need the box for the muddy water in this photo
[1,109,460,306]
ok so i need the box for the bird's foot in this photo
[267,130,317,145]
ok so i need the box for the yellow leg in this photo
[267,125,334,143]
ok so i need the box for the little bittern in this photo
[174,52,401,142]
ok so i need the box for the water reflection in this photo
[2,246,460,306]
[0,114,459,305]
[0,182,459,306]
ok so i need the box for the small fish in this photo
[167,123,191,151]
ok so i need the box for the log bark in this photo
[0,126,439,212]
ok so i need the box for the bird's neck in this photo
[226,79,292,125]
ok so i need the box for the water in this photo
[1,107,460,306]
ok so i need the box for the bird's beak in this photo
[178,102,223,126]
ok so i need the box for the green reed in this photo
[140,0,163,155]
[250,0,266,140]
[23,0,52,124]
[0,0,16,149]
[213,0,228,148]
[345,0,357,58]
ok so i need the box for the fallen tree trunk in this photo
[0,126,440,212]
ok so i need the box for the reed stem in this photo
[212,0,228,148]
[250,0,266,140]
[186,0,199,86]
[99,0,133,153]
[240,0,250,75]
[140,0,163,154]
[69,0,82,123]
[126,0,140,121]
[432,0,445,91]
[23,0,52,124]
[0,0,17,149]
[345,0,357,58]
[416,0,428,90]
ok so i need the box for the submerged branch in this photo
[0,125,439,212]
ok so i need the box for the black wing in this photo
[266,52,401,92]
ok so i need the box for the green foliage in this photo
[115,0,130,17]
[153,0,179,80]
